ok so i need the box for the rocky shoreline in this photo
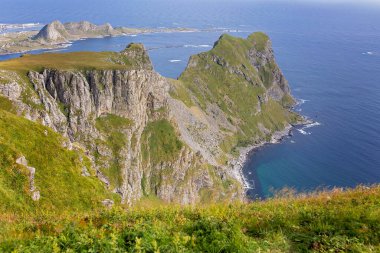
[230,116,313,196]
[230,124,292,192]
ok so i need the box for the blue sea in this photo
[1,0,379,198]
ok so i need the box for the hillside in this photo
[0,32,300,208]
[0,96,118,213]
[1,185,379,252]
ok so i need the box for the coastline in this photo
[0,27,199,56]
[231,116,313,199]
[231,124,293,191]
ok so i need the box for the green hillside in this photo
[0,95,118,214]
[1,185,379,252]
[178,32,300,154]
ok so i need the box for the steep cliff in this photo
[0,32,299,207]
[172,33,299,183]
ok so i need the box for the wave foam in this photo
[169,59,181,63]
[297,129,310,135]
[304,121,321,129]
[297,98,309,105]
[297,121,321,135]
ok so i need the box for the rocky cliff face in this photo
[0,32,298,205]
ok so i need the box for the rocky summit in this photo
[32,20,118,43]
[0,32,300,209]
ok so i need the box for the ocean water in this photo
[1,0,379,198]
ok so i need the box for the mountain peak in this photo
[32,20,68,43]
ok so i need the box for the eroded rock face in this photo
[18,51,227,205]
[28,68,168,139]
[248,40,290,101]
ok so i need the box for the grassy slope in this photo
[95,114,133,188]
[141,119,183,166]
[0,95,118,214]
[0,185,379,252]
[140,119,184,196]
[178,33,300,154]
[0,51,134,72]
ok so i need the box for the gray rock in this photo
[15,156,39,201]
[32,191,40,201]
[81,166,91,177]
[101,199,114,208]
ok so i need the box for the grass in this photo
[0,51,136,73]
[179,32,298,154]
[0,95,16,114]
[95,114,133,188]
[168,79,194,108]
[0,97,118,214]
[0,185,379,252]
[248,32,270,51]
[140,119,183,196]
[141,119,183,166]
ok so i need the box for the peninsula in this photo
[0,20,197,55]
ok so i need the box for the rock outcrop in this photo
[15,156,40,201]
[32,20,70,43]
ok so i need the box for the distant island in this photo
[0,20,197,55]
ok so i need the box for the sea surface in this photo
[1,0,379,198]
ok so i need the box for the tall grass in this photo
[1,185,379,252]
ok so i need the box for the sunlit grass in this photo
[0,51,133,72]
[0,185,379,252]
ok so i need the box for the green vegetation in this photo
[95,114,132,187]
[120,43,152,69]
[179,32,298,154]
[248,32,269,51]
[141,119,183,165]
[168,79,194,108]
[0,51,135,73]
[140,119,183,196]
[0,96,117,213]
[0,95,16,114]
[0,185,379,252]
[95,114,132,133]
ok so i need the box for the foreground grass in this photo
[1,185,379,252]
